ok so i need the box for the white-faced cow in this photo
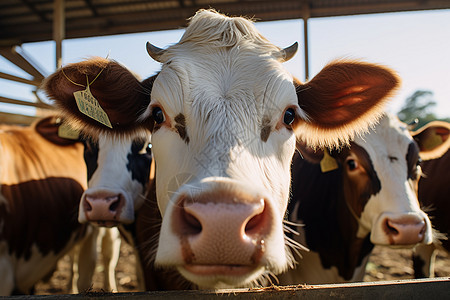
[70,132,153,293]
[0,117,93,295]
[410,121,450,278]
[44,9,400,289]
[278,114,433,284]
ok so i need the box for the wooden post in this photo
[302,2,310,81]
[53,0,65,69]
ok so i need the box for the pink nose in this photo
[173,195,271,266]
[384,218,426,245]
[83,192,124,226]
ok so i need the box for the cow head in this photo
[350,115,433,245]
[42,58,155,227]
[44,9,399,289]
[298,114,435,247]
[78,133,152,226]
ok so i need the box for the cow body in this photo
[411,121,450,278]
[44,9,400,289]
[279,114,432,284]
[0,117,90,295]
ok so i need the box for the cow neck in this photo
[290,153,373,280]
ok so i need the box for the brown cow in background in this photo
[0,117,92,295]
[411,121,450,278]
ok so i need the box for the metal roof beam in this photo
[0,71,42,87]
[0,96,54,110]
[0,46,47,80]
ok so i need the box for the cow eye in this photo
[152,107,165,124]
[347,159,358,171]
[284,108,295,125]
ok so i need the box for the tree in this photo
[397,90,450,129]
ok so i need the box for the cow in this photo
[410,121,450,278]
[0,116,95,295]
[46,78,192,291]
[43,9,400,289]
[277,113,435,284]
[0,115,151,294]
[76,134,194,291]
[73,131,153,292]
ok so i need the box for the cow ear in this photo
[296,140,324,163]
[34,116,79,146]
[412,121,450,160]
[293,60,400,149]
[43,57,154,138]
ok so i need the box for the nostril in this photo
[245,208,265,235]
[419,223,426,236]
[181,207,202,235]
[108,196,120,212]
[245,200,267,236]
[385,219,399,236]
[84,197,93,212]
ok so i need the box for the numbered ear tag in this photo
[74,85,112,128]
[58,122,80,140]
[320,150,339,173]
[423,130,443,151]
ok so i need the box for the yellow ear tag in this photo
[58,122,80,140]
[423,131,443,151]
[74,85,112,128]
[320,150,339,173]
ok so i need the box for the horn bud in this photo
[146,42,165,62]
[281,42,298,62]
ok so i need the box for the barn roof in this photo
[1,0,450,46]
[1,0,450,125]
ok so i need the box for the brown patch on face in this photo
[174,113,190,144]
[180,236,196,264]
[340,143,381,218]
[406,142,420,181]
[260,116,271,142]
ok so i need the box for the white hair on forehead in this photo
[162,9,283,61]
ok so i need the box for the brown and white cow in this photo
[278,114,433,284]
[43,69,189,291]
[74,132,153,292]
[411,121,450,278]
[0,116,149,294]
[44,9,400,289]
[0,117,92,295]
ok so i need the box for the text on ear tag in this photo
[58,123,80,140]
[74,85,112,128]
[320,150,339,173]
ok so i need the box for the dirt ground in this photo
[34,241,450,295]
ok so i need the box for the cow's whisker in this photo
[283,219,304,227]
[283,224,300,236]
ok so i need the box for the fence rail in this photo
[4,278,449,300]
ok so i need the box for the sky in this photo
[1,8,449,119]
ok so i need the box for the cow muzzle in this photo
[157,178,285,287]
[79,188,132,226]
[372,213,432,246]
